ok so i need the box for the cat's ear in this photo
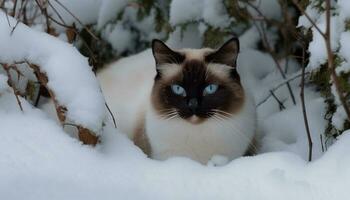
[152,39,184,65]
[205,37,239,68]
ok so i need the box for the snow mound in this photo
[0,11,105,133]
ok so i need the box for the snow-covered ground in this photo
[1,1,350,199]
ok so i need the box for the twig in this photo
[36,0,97,65]
[50,0,99,41]
[105,102,117,128]
[10,0,29,35]
[320,134,325,153]
[4,9,11,27]
[257,72,310,107]
[34,0,74,29]
[63,123,79,128]
[300,46,313,162]
[11,0,17,17]
[269,90,286,110]
[1,63,24,111]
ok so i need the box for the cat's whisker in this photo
[161,113,177,120]
[159,109,181,121]
[159,110,178,120]
[212,109,259,123]
[165,113,179,121]
[212,109,234,118]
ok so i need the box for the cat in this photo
[98,37,257,164]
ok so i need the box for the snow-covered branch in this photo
[0,11,106,144]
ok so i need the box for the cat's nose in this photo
[188,98,198,112]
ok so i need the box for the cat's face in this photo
[151,38,244,124]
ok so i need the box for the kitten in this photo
[99,38,257,164]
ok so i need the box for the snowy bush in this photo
[298,0,350,144]
[0,10,106,144]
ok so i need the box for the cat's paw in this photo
[207,155,229,167]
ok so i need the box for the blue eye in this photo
[204,84,218,95]
[171,84,186,96]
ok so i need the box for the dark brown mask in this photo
[151,38,245,124]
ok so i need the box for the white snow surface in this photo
[170,0,203,26]
[0,74,8,93]
[0,11,105,133]
[97,0,129,29]
[338,32,350,73]
[245,0,282,20]
[169,0,231,28]
[103,23,134,53]
[307,15,341,70]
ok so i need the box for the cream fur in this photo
[145,91,256,164]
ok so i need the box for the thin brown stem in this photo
[1,64,24,111]
[300,47,313,162]
[324,0,350,120]
[105,102,117,128]
[50,0,99,41]
[269,90,286,110]
[257,71,310,107]
[320,134,325,153]
[11,0,17,17]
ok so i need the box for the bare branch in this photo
[257,71,310,107]
[269,90,286,110]
[50,0,99,41]
[105,102,117,128]
[1,63,24,111]
[320,134,325,153]
[300,46,313,162]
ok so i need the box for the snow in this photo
[298,2,321,29]
[97,0,129,29]
[169,0,203,26]
[169,0,231,28]
[337,32,350,74]
[103,23,134,53]
[167,25,203,49]
[0,74,8,93]
[202,0,232,28]
[244,0,282,20]
[339,0,350,20]
[307,15,341,70]
[0,11,105,133]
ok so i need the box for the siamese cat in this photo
[99,38,257,164]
